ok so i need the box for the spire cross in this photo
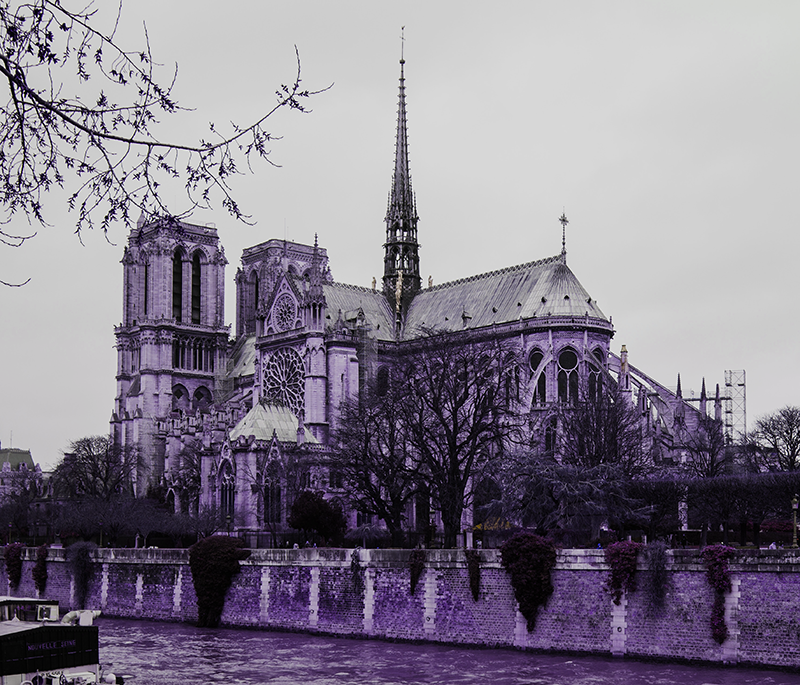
[559,212,569,255]
[400,26,405,62]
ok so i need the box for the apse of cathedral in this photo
[110,55,723,535]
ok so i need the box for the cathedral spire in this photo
[383,34,421,303]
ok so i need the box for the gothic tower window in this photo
[172,385,189,413]
[558,348,579,405]
[191,252,202,324]
[143,260,149,317]
[193,386,212,412]
[529,349,546,405]
[172,250,183,322]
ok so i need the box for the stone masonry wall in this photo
[2,546,800,669]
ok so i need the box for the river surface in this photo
[96,617,800,685]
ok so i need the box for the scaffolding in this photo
[724,369,747,441]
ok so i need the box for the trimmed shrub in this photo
[604,541,643,605]
[5,543,25,591]
[500,532,557,631]
[66,541,97,609]
[189,535,250,628]
[409,549,426,594]
[701,544,735,644]
[32,545,48,596]
[465,549,481,602]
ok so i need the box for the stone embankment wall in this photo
[3,546,800,669]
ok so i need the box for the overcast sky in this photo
[1,1,798,470]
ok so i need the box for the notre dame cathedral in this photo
[110,56,727,538]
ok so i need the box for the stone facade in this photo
[110,56,726,536]
[4,547,800,669]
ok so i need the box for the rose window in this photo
[272,293,296,332]
[262,347,305,415]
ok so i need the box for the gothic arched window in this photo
[545,417,557,453]
[191,252,202,324]
[558,348,579,405]
[220,462,235,520]
[172,385,190,413]
[263,464,282,525]
[529,349,546,405]
[194,386,212,413]
[587,363,602,403]
[172,250,183,322]
[376,366,390,396]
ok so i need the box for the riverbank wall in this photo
[3,546,799,669]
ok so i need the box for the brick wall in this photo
[3,546,800,668]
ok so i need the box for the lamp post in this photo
[792,496,798,549]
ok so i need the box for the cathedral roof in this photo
[322,283,396,341]
[402,253,608,337]
[229,403,319,444]
[226,334,256,379]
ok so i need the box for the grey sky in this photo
[1,1,798,469]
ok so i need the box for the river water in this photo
[96,617,800,685]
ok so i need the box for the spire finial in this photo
[559,212,569,257]
[400,26,405,63]
[383,42,421,300]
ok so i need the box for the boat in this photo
[0,596,118,685]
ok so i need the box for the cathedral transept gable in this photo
[262,274,303,335]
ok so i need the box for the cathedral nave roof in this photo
[402,254,608,337]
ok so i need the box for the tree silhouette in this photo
[0,0,323,285]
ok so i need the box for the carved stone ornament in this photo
[272,293,297,332]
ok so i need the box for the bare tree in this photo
[558,381,654,480]
[331,370,419,546]
[750,406,800,472]
[681,415,733,479]
[53,435,139,500]
[0,0,322,284]
[397,333,522,548]
[171,439,203,515]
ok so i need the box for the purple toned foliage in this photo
[499,532,557,631]
[604,541,643,605]
[701,545,735,644]
[66,541,96,608]
[32,544,48,595]
[409,549,426,594]
[189,535,250,628]
[4,543,24,590]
